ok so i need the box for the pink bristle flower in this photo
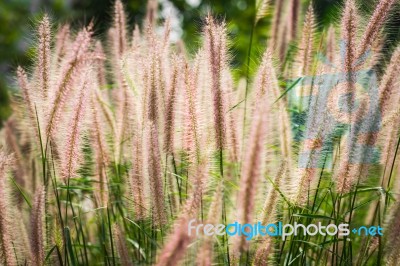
[235,96,269,253]
[129,136,147,220]
[204,15,227,152]
[147,123,166,226]
[30,186,46,265]
[0,151,17,266]
[37,15,51,100]
[113,224,133,266]
[54,24,71,62]
[46,26,92,142]
[296,4,315,79]
[157,163,208,266]
[60,72,90,181]
[164,56,181,154]
[357,0,396,59]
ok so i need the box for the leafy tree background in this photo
[0,0,398,126]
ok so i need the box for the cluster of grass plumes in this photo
[0,0,400,265]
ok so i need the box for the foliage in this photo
[0,0,400,265]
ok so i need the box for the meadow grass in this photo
[0,0,400,265]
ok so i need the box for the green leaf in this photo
[9,176,31,208]
[44,245,57,263]
[265,175,294,207]
[65,227,77,266]
[58,185,93,191]
[227,98,245,113]
[127,238,146,259]
[340,187,386,198]
[125,217,161,248]
[274,77,303,104]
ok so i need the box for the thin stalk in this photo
[164,154,172,217]
[107,206,116,266]
[377,199,383,265]
[241,25,255,171]
[35,106,46,184]
[278,210,294,264]
[171,154,182,205]
[384,133,400,214]
[69,195,84,264]
[64,175,71,265]
[77,208,89,265]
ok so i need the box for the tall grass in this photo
[0,0,399,265]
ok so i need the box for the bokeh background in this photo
[0,0,399,126]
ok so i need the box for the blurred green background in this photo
[0,0,399,126]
